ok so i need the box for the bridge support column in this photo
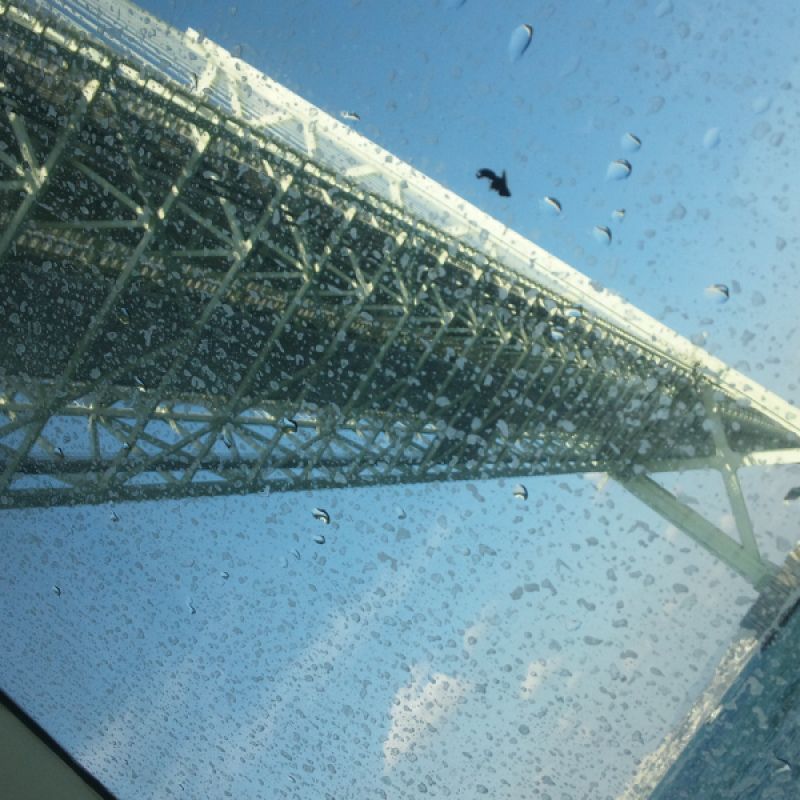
[617,472,774,588]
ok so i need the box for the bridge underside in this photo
[1,2,799,587]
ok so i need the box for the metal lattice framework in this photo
[1,0,799,587]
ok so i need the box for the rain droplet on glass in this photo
[394,505,407,520]
[508,24,534,62]
[774,757,791,775]
[110,510,120,523]
[513,483,528,500]
[704,284,730,303]
[703,127,721,149]
[540,196,562,216]
[279,416,298,434]
[340,111,360,121]
[312,507,330,524]
[621,132,641,152]
[655,0,673,17]
[221,571,230,579]
[593,225,612,245]
[784,487,800,503]
[313,534,326,545]
[606,159,632,180]
[52,585,62,596]
[752,96,771,114]
[612,208,626,221]
[550,325,566,342]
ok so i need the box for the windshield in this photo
[1,1,799,798]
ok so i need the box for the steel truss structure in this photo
[1,0,799,588]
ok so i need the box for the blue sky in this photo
[142,0,800,401]
[3,0,800,798]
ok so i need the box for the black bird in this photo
[476,168,511,197]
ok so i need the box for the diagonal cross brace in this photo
[617,472,774,589]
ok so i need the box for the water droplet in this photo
[703,127,721,149]
[564,307,583,319]
[606,159,632,180]
[540,196,562,216]
[774,757,791,774]
[559,54,581,78]
[52,585,62,596]
[655,0,673,18]
[621,132,641,152]
[518,724,530,735]
[513,483,528,500]
[279,416,298,434]
[394,505,407,520]
[291,548,301,560]
[134,375,146,393]
[340,111,360,121]
[313,534,326,545]
[55,447,65,459]
[669,203,687,222]
[188,601,196,615]
[704,284,730,303]
[612,208,626,221]
[508,24,534,62]
[752,96,771,114]
[593,225,612,245]
[549,325,566,342]
[312,507,330,524]
[110,510,120,523]
[118,306,130,325]
[784,487,800,503]
[221,571,230,579]
[202,170,220,182]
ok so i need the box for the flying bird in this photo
[476,168,511,196]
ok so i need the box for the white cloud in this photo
[383,666,470,768]
[520,658,550,699]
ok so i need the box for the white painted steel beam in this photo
[618,473,774,588]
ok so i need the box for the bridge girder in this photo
[1,0,799,587]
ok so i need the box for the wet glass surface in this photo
[2,1,800,798]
